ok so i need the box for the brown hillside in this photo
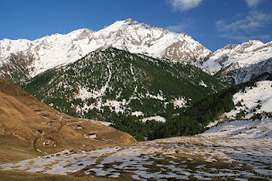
[0,78,135,164]
[0,78,28,96]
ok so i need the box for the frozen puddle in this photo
[0,136,272,180]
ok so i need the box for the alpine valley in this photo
[1,18,272,180]
[1,19,272,140]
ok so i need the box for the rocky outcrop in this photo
[226,58,272,84]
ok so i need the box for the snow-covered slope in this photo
[201,40,272,84]
[225,80,272,120]
[203,119,272,139]
[0,18,211,80]
[203,80,272,139]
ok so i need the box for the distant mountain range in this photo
[1,18,271,84]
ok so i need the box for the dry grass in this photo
[0,138,40,164]
[0,78,135,165]
[0,170,114,181]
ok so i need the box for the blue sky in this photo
[0,0,271,51]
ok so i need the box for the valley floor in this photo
[0,134,271,180]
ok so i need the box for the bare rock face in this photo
[163,40,212,63]
[226,58,272,84]
[0,51,34,83]
[163,41,191,62]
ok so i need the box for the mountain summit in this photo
[0,18,211,82]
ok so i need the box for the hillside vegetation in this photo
[23,48,234,140]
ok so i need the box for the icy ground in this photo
[0,135,271,180]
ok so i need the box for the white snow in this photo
[225,80,272,119]
[85,119,112,126]
[145,92,165,101]
[171,97,187,109]
[204,80,272,139]
[203,118,272,139]
[75,86,101,100]
[104,100,126,113]
[131,111,144,117]
[199,80,207,87]
[75,64,112,101]
[141,116,166,123]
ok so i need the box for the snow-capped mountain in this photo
[201,40,272,84]
[0,18,211,82]
[0,29,94,81]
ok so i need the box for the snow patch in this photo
[131,111,144,117]
[199,80,207,87]
[171,97,187,109]
[141,116,166,123]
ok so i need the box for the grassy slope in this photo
[0,170,114,181]
[0,78,135,164]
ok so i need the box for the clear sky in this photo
[0,0,271,51]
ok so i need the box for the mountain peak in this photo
[123,18,140,25]
[66,28,94,40]
[241,40,263,47]
[69,28,95,34]
[222,43,239,50]
[103,18,140,31]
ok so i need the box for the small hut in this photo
[36,129,45,136]
[86,132,97,139]
[73,124,83,130]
